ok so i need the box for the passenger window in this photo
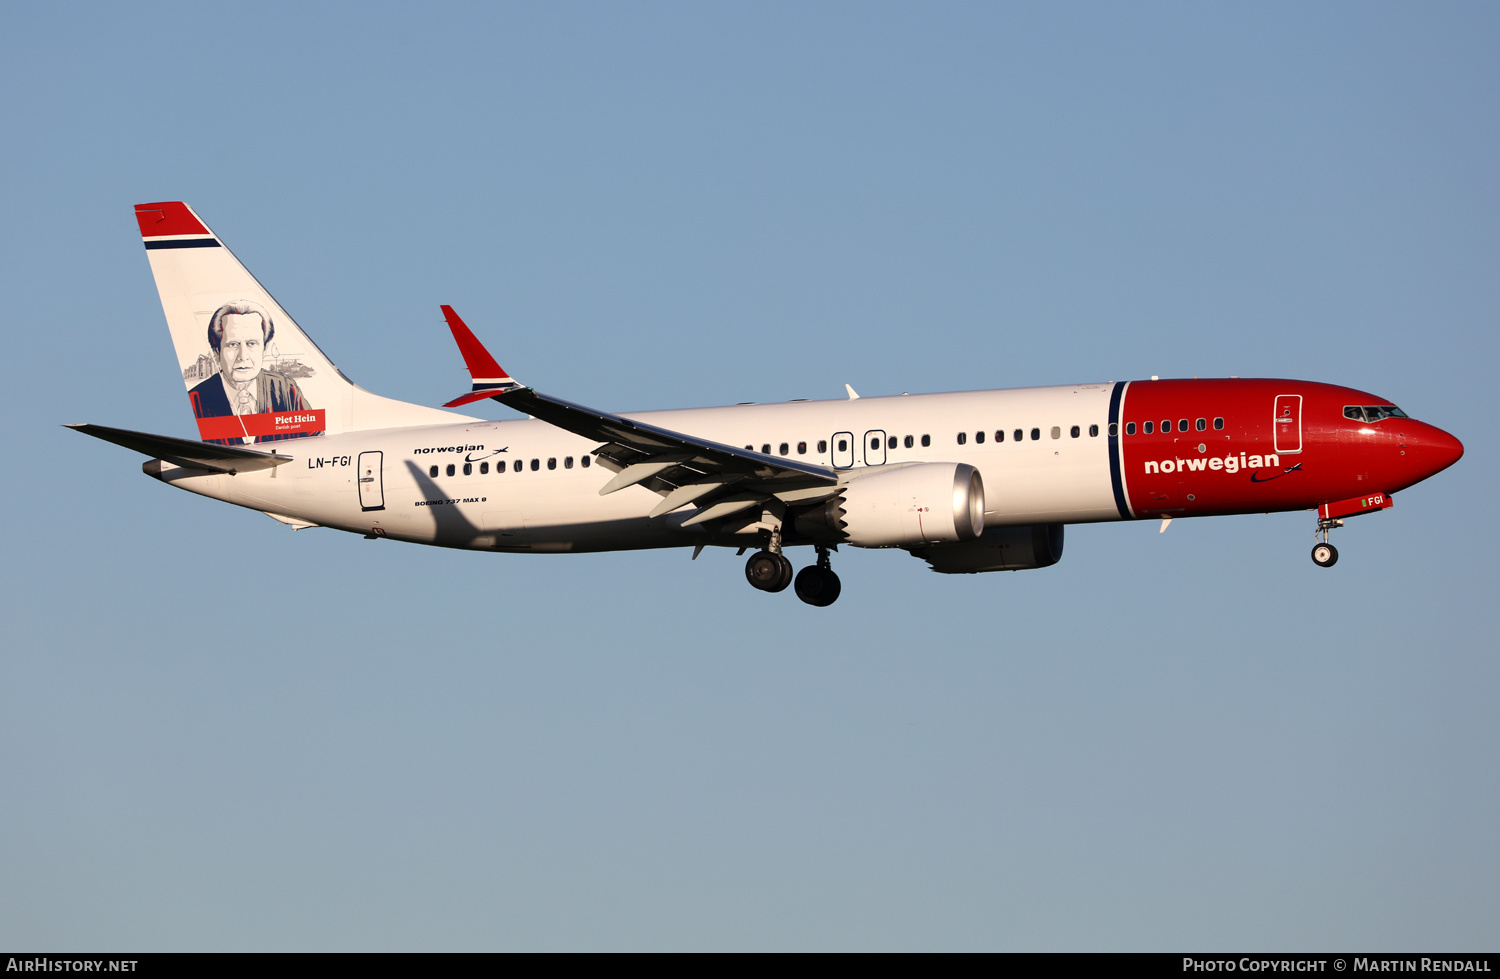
[1070,425,1080,438]
[975,431,985,444]
[1013,429,1022,442]
[581,455,591,468]
[779,442,789,456]
[1090,424,1100,437]
[797,441,807,454]
[921,434,931,447]
[888,436,898,450]
[1144,421,1153,434]
[761,444,771,455]
[870,437,880,450]
[1196,418,1206,431]
[480,461,489,474]
[564,456,574,469]
[818,440,828,453]
[1050,426,1061,439]
[446,464,456,477]
[837,439,847,452]
[1161,420,1172,433]
[547,458,557,470]
[1125,422,1134,435]
[530,459,539,471]
[744,445,752,451]
[429,465,439,478]
[463,462,472,475]
[904,435,914,448]
[1213,417,1224,430]
[957,432,967,445]
[1031,428,1041,441]
[995,430,1005,443]
[1179,418,1188,432]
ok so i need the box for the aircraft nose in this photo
[1415,422,1464,478]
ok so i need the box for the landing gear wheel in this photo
[794,565,843,607]
[1311,542,1338,568]
[745,550,793,592]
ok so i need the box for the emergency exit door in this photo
[831,431,854,469]
[358,451,385,511]
[1273,395,1302,454]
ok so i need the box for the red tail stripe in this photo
[134,201,210,238]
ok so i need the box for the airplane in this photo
[69,201,1465,607]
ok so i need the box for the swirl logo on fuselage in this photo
[465,448,508,463]
[1250,463,1304,483]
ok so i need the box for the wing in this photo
[66,423,293,473]
[438,306,839,525]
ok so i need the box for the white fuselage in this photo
[164,384,1121,552]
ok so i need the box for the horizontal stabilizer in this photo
[65,423,293,474]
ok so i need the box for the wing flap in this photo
[679,492,766,527]
[648,475,743,518]
[599,455,696,496]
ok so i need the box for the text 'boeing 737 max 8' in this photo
[69,202,1465,606]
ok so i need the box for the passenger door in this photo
[1273,395,1303,454]
[358,451,384,511]
[864,429,887,466]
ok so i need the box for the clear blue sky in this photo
[1,2,1496,950]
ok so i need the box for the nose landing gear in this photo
[1312,517,1341,568]
[1309,493,1393,568]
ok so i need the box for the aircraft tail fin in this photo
[135,201,470,445]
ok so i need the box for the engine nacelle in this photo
[798,463,985,548]
[908,523,1064,574]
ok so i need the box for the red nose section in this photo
[1431,426,1464,470]
[1415,423,1464,481]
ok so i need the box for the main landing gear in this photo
[1311,517,1341,568]
[744,535,842,606]
[744,548,794,592]
[793,547,842,608]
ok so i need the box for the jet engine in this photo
[796,463,984,548]
[908,523,1064,574]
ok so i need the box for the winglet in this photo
[440,305,524,407]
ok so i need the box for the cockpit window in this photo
[1344,405,1409,423]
